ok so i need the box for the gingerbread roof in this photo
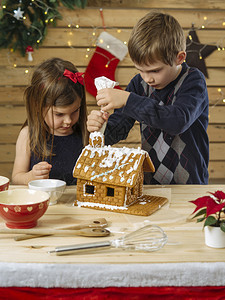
[73,132,155,188]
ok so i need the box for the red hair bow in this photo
[63,69,84,85]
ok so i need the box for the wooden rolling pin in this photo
[0,227,110,238]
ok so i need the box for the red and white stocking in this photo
[84,31,128,96]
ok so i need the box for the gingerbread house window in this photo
[106,187,114,197]
[85,184,95,195]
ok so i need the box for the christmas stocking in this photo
[84,31,128,96]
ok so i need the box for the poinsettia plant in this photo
[190,190,225,232]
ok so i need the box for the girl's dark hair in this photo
[23,57,88,159]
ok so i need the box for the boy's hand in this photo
[31,162,52,179]
[96,88,130,112]
[87,110,109,132]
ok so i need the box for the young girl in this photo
[12,57,88,185]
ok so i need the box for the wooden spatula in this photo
[13,218,108,241]
[0,227,110,238]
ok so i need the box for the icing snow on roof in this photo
[73,131,154,187]
[74,144,149,188]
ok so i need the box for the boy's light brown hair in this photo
[128,11,186,66]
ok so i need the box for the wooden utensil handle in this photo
[14,226,89,240]
[14,234,50,241]
[13,218,108,241]
[0,227,110,237]
[0,228,76,235]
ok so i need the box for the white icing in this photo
[81,144,147,185]
[129,174,135,186]
[90,132,104,147]
[121,155,129,164]
[139,201,147,205]
[126,167,133,174]
[90,131,103,139]
[76,163,81,169]
[90,152,95,158]
[76,200,128,211]
[133,159,139,170]
[124,187,128,206]
[119,171,125,182]
[84,166,89,173]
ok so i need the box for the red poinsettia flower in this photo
[190,191,225,231]
[190,191,225,217]
[209,190,225,201]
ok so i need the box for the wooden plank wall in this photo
[0,0,225,183]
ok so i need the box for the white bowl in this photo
[28,179,66,205]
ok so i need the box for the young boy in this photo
[87,12,209,185]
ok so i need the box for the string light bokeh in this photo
[1,2,225,104]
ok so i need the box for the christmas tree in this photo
[0,0,87,56]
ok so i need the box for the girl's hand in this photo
[12,126,53,185]
[96,88,130,112]
[87,110,109,132]
[31,162,52,179]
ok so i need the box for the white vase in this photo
[204,226,225,248]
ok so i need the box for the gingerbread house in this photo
[73,132,168,216]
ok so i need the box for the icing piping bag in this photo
[94,76,118,134]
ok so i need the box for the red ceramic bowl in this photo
[0,189,50,229]
[0,176,9,192]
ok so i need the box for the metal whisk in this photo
[49,225,168,256]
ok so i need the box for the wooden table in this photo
[1,185,225,299]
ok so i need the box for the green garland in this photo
[0,0,87,56]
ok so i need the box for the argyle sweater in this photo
[104,62,209,184]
